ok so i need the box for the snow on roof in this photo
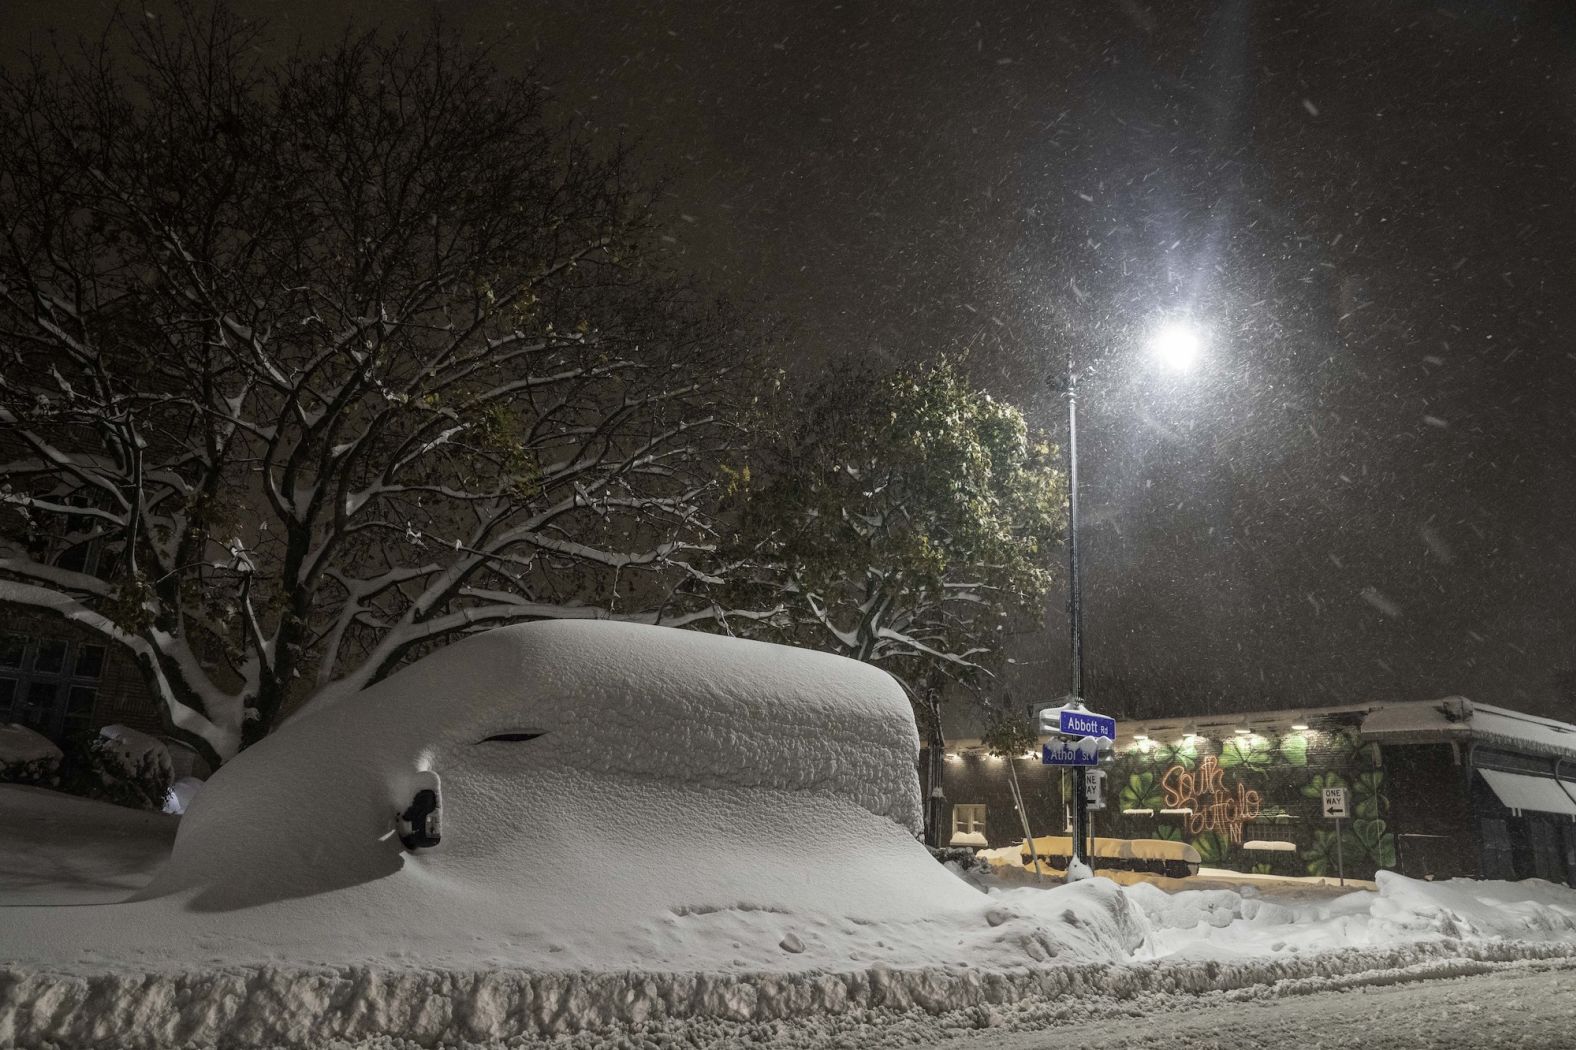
[1361,698,1576,760]
[1465,704,1576,760]
[1353,699,1465,740]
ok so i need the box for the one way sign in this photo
[1322,787,1349,819]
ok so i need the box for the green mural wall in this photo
[1100,718,1397,879]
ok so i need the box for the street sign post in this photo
[1323,787,1349,885]
[1085,768,1106,811]
[1040,737,1103,766]
[1322,787,1348,818]
[1037,699,1116,869]
[1038,703,1117,742]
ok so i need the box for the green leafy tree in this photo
[728,358,1064,690]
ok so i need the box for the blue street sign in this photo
[1037,703,1117,741]
[1058,708,1116,740]
[1041,738,1102,767]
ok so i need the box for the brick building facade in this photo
[0,604,206,776]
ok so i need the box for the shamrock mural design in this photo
[1151,738,1198,769]
[1352,770,1386,819]
[1304,828,1346,878]
[1277,732,1309,767]
[1348,818,1397,868]
[1301,770,1348,801]
[1101,720,1395,879]
[1120,771,1164,812]
[1219,735,1273,773]
[1191,830,1232,865]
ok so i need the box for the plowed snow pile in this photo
[0,622,1144,1046]
[5,622,1576,1048]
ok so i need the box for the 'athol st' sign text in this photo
[1041,737,1103,767]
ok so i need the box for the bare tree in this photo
[0,8,763,764]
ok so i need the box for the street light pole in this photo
[1063,346,1090,873]
[1052,319,1199,878]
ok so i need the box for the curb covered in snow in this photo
[5,940,1576,1049]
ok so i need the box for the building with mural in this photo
[931,697,1576,886]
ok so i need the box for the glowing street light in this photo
[1148,320,1203,373]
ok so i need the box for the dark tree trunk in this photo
[923,681,946,848]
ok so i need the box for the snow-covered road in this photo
[966,957,1576,1050]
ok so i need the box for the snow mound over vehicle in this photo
[141,621,936,919]
[0,623,1158,1045]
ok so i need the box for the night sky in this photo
[7,1,1575,721]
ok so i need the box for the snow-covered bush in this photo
[59,725,175,811]
[0,722,62,786]
[164,775,203,815]
[929,845,985,870]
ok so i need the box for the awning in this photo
[1477,768,1576,818]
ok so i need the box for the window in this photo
[0,633,104,740]
[74,645,106,679]
[950,803,987,847]
[33,640,66,675]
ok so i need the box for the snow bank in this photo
[3,935,1572,1049]
[1368,870,1576,941]
[0,623,1164,1045]
[1123,869,1576,962]
[5,623,1128,975]
[13,624,1576,1047]
[0,785,177,905]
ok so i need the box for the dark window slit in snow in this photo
[476,732,545,743]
